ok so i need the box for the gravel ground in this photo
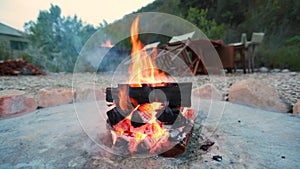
[1,72,299,107]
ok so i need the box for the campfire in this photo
[102,16,195,157]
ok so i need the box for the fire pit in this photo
[99,16,195,157]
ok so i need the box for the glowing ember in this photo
[101,39,114,48]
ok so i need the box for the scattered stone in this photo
[75,83,105,102]
[292,101,300,115]
[281,69,290,73]
[290,72,297,76]
[212,155,222,162]
[0,90,37,117]
[228,78,289,112]
[271,68,281,73]
[200,145,209,151]
[259,67,269,73]
[193,84,223,100]
[200,140,215,151]
[37,88,74,108]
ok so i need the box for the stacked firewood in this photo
[0,58,44,76]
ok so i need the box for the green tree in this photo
[24,4,96,72]
[186,8,224,39]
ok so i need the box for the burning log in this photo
[103,104,195,157]
[106,82,192,125]
[106,82,192,107]
[104,82,194,157]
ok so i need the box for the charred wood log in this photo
[105,82,192,107]
[106,107,128,126]
[156,107,180,125]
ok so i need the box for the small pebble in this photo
[200,145,209,151]
[152,155,159,160]
[281,156,285,159]
[205,140,215,146]
[212,155,222,162]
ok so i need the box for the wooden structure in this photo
[247,32,265,72]
[0,23,29,59]
[158,38,247,75]
[158,32,264,75]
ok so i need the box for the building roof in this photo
[0,22,24,37]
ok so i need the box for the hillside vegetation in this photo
[2,1,299,72]
[123,0,300,70]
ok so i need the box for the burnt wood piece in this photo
[160,126,194,158]
[106,107,128,126]
[156,107,180,125]
[106,87,113,102]
[131,111,146,127]
[105,82,192,107]
[107,106,180,127]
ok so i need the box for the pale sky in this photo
[0,0,155,31]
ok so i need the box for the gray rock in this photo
[0,101,299,169]
[271,68,281,73]
[290,72,297,76]
[259,67,269,72]
[282,69,290,73]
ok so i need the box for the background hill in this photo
[106,0,300,70]
[1,0,299,72]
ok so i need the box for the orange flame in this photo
[128,16,172,87]
[101,39,114,48]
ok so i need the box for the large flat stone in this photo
[0,101,299,168]
[0,90,37,117]
[228,78,289,112]
[37,88,74,108]
[192,84,223,100]
[75,83,105,102]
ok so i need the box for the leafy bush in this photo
[255,36,300,71]
[186,8,224,39]
[24,4,96,72]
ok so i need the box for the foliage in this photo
[24,4,96,72]
[185,8,224,39]
[256,36,300,71]
[135,0,300,70]
[16,0,300,72]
